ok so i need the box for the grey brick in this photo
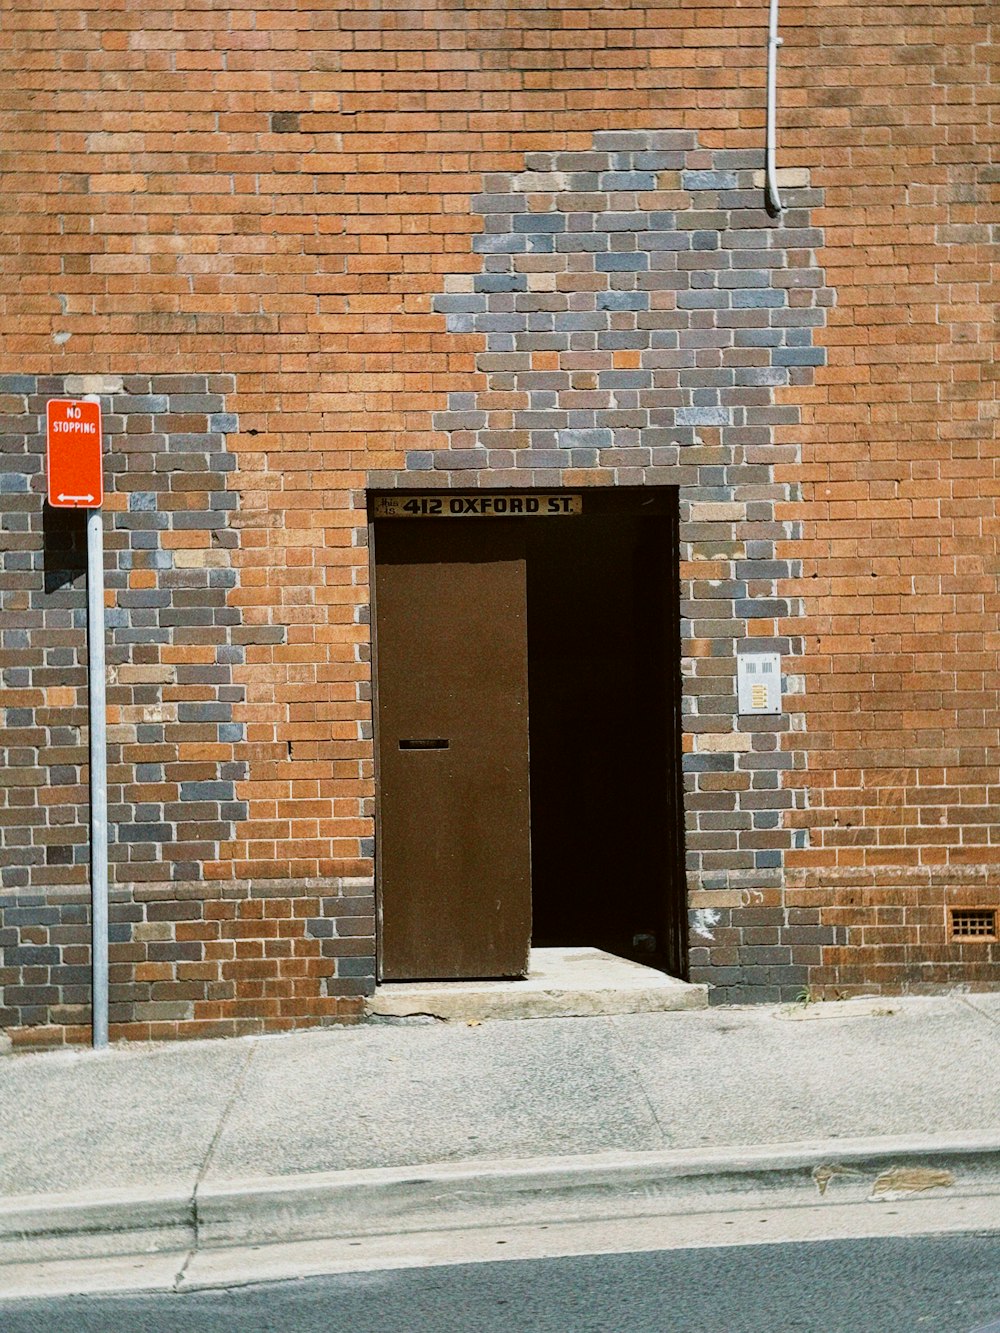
[676,407,731,426]
[677,291,729,309]
[595,211,648,232]
[682,170,739,191]
[595,253,649,272]
[472,194,526,214]
[513,213,565,233]
[736,599,788,617]
[472,234,527,254]
[773,348,825,366]
[634,152,686,170]
[735,368,786,387]
[176,702,231,723]
[648,130,698,150]
[113,395,169,414]
[166,394,225,412]
[557,429,613,449]
[433,411,487,431]
[592,131,652,150]
[433,295,487,314]
[337,956,376,978]
[180,781,235,802]
[599,171,656,190]
[474,274,526,293]
[733,290,785,308]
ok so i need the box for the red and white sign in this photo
[46,398,103,508]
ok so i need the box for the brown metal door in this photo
[373,520,531,980]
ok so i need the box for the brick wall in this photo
[0,878,373,1043]
[1,375,247,891]
[0,374,374,1044]
[779,0,1000,997]
[0,0,997,1038]
[392,131,833,1002]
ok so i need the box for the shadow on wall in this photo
[43,505,87,594]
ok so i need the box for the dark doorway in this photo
[525,491,684,975]
[371,488,686,982]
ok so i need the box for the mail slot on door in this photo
[398,738,450,750]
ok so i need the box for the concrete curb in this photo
[3,1135,998,1267]
[0,1184,195,1265]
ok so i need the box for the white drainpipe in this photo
[765,0,784,216]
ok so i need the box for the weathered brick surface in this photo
[0,375,248,894]
[409,139,831,1001]
[0,0,997,1034]
[0,879,373,1046]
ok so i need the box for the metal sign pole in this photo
[86,492,109,1049]
[47,392,107,1047]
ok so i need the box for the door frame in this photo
[368,487,688,983]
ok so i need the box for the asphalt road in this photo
[4,1232,1000,1333]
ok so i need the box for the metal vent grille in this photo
[950,908,997,940]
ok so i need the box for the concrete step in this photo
[365,946,708,1022]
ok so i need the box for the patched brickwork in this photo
[0,376,374,1041]
[372,131,832,1002]
[423,135,828,477]
[0,374,247,892]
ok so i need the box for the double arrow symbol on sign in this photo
[58,493,95,503]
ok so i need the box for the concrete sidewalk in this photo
[2,993,999,1273]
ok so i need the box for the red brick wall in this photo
[779,2,999,992]
[1,0,997,1037]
